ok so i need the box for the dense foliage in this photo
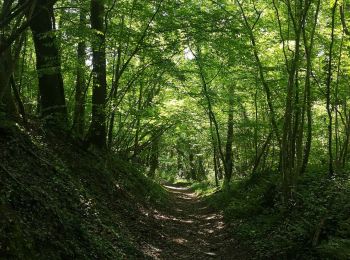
[1,0,350,258]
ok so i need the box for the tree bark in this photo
[0,1,17,115]
[28,0,67,126]
[189,152,196,181]
[87,0,107,148]
[224,85,234,184]
[300,0,320,175]
[326,0,338,177]
[148,136,159,178]
[73,8,87,137]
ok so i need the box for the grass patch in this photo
[190,181,219,197]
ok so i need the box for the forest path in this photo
[143,183,247,259]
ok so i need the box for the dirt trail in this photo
[142,183,247,259]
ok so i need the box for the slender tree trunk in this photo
[334,35,344,169]
[281,28,302,200]
[341,108,350,167]
[238,1,280,145]
[73,8,87,137]
[87,0,107,148]
[10,75,25,120]
[300,0,320,175]
[277,0,310,201]
[0,1,19,105]
[133,82,143,158]
[196,155,206,180]
[326,0,338,177]
[295,70,304,174]
[148,136,159,178]
[224,85,234,184]
[252,132,273,175]
[213,147,219,186]
[254,89,259,161]
[189,152,196,181]
[3,80,18,119]
[209,118,220,186]
[194,46,227,179]
[107,47,122,148]
[177,145,184,178]
[0,49,12,105]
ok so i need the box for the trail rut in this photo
[142,183,247,259]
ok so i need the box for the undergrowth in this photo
[190,181,219,197]
[0,123,168,259]
[200,172,350,259]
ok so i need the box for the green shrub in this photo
[206,170,350,259]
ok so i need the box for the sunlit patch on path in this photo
[141,183,247,259]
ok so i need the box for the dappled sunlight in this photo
[204,214,218,220]
[142,243,162,259]
[172,237,188,245]
[204,251,217,257]
[163,185,190,191]
[164,186,198,199]
[140,183,229,259]
[153,212,195,224]
[4,0,347,258]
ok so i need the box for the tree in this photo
[27,0,67,126]
[224,84,234,183]
[86,0,107,148]
[72,6,87,137]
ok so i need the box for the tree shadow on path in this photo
[142,183,249,259]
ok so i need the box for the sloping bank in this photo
[194,172,350,259]
[0,123,167,259]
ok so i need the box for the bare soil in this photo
[141,183,248,259]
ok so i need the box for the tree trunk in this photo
[189,152,196,181]
[0,2,17,117]
[238,1,280,145]
[276,0,310,201]
[87,0,107,148]
[252,132,273,175]
[29,0,67,127]
[224,85,234,184]
[133,82,143,158]
[10,75,25,120]
[326,0,338,177]
[3,80,18,120]
[148,137,159,178]
[209,117,220,185]
[0,49,12,105]
[300,0,320,175]
[73,8,87,137]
